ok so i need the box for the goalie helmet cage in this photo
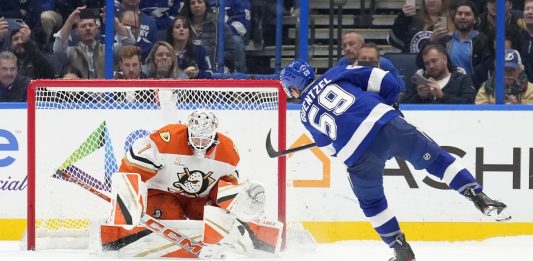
[26,79,287,251]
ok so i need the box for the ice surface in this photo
[1,236,531,260]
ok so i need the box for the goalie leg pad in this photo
[100,224,150,251]
[109,173,147,228]
[240,218,284,255]
[203,206,284,256]
[203,206,245,245]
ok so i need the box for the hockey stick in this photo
[56,169,112,202]
[265,103,404,158]
[57,169,205,258]
[265,129,316,158]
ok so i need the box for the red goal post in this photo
[26,79,287,250]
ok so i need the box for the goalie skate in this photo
[464,188,511,222]
[388,233,415,261]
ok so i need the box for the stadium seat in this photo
[382,52,418,88]
[43,52,68,78]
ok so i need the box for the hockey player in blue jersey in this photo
[280,60,511,261]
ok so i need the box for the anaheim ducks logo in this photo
[159,131,170,143]
[173,167,215,196]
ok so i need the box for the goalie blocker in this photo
[102,173,283,258]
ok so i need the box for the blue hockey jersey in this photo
[299,65,402,166]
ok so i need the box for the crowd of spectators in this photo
[386,0,533,104]
[0,0,532,104]
[0,0,252,102]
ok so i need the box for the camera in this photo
[6,18,23,31]
[80,8,99,19]
[411,73,428,85]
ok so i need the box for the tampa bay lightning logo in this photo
[505,51,516,61]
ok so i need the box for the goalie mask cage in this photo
[26,79,287,251]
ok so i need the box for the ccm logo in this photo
[0,129,18,168]
[145,218,203,254]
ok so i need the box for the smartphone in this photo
[435,16,447,29]
[6,18,23,31]
[79,8,99,19]
[411,73,428,85]
[357,60,379,68]
[405,0,416,6]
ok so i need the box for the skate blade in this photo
[486,207,511,222]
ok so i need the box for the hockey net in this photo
[25,79,287,251]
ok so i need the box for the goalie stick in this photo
[57,169,205,258]
[265,129,316,158]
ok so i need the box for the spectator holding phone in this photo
[10,21,55,79]
[53,6,105,79]
[429,1,490,80]
[55,0,104,22]
[0,51,31,102]
[401,43,475,104]
[389,0,454,53]
[0,18,26,51]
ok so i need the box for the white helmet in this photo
[187,110,219,156]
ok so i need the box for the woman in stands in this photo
[144,41,178,79]
[179,0,238,72]
[388,0,454,53]
[166,16,213,79]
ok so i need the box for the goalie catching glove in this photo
[216,180,266,221]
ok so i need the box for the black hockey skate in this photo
[464,187,511,222]
[388,233,416,261]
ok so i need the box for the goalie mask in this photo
[188,110,219,156]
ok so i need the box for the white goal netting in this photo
[26,80,286,251]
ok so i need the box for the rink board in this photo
[1,104,533,241]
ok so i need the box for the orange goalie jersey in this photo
[118,124,240,220]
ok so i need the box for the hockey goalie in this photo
[100,110,284,258]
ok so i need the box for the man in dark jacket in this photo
[10,22,55,79]
[401,43,475,104]
[0,51,31,102]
